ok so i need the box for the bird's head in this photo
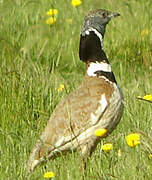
[81,9,120,37]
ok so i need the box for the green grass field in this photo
[0,0,152,179]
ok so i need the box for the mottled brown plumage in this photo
[27,9,123,173]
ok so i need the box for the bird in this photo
[27,9,124,173]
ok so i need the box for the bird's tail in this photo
[27,140,44,173]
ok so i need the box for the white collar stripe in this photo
[87,62,112,76]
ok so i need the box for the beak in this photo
[108,12,120,19]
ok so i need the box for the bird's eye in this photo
[102,12,106,18]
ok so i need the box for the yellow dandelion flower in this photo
[137,94,152,103]
[102,143,113,152]
[118,149,122,157]
[43,171,55,178]
[57,84,65,92]
[46,17,56,25]
[71,0,82,7]
[141,29,150,36]
[125,133,140,147]
[143,94,152,102]
[94,128,107,137]
[148,154,152,159]
[46,9,58,16]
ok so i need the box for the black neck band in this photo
[79,31,108,63]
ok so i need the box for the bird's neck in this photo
[79,27,117,83]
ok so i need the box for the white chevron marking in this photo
[84,28,104,48]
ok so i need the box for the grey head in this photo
[79,9,120,63]
[81,9,120,37]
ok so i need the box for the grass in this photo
[0,0,152,179]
